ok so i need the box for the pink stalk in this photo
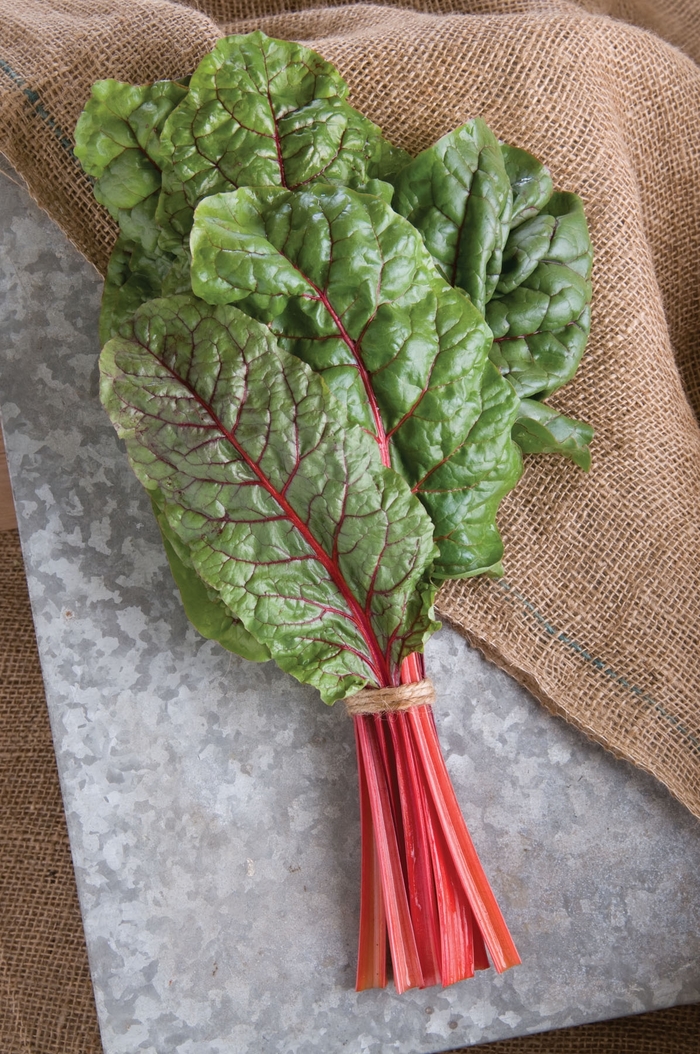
[387,710,441,987]
[355,716,423,993]
[408,704,521,972]
[311,263,517,984]
[353,655,520,991]
[355,734,387,990]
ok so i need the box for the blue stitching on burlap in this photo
[0,56,78,158]
[495,579,700,757]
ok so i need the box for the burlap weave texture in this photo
[1,0,699,820]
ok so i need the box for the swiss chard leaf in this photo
[149,490,270,662]
[100,294,439,703]
[392,131,593,468]
[74,78,188,252]
[190,184,522,580]
[99,234,191,344]
[511,399,593,471]
[156,32,407,251]
[391,118,513,315]
[501,143,553,229]
[422,360,522,579]
[486,191,593,399]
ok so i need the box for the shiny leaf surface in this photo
[100,295,439,702]
[74,78,187,252]
[501,143,553,229]
[511,399,593,470]
[156,32,405,251]
[486,192,593,398]
[190,185,522,579]
[393,133,593,466]
[150,491,271,662]
[99,234,191,344]
[391,119,513,314]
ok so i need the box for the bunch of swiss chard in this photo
[75,31,593,992]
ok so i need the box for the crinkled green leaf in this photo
[156,31,402,252]
[150,490,271,662]
[486,191,593,398]
[99,235,191,344]
[391,118,513,314]
[421,360,522,579]
[375,138,412,182]
[392,130,593,466]
[511,399,593,471]
[74,78,188,252]
[501,143,553,229]
[100,294,439,703]
[190,184,521,579]
[494,211,559,295]
[156,164,196,253]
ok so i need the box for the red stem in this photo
[407,705,521,972]
[420,765,476,984]
[400,652,424,683]
[354,655,520,990]
[374,716,406,878]
[355,731,387,990]
[388,711,441,987]
[354,716,423,993]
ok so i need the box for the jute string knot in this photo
[344,678,435,716]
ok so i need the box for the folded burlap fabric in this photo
[1,0,699,826]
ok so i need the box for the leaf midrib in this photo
[287,256,392,469]
[138,331,393,686]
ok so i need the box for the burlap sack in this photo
[2,0,700,824]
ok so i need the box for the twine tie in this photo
[344,678,435,716]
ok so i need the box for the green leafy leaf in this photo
[495,212,558,295]
[375,138,412,183]
[74,78,188,252]
[190,184,522,580]
[391,130,593,466]
[100,294,439,703]
[421,360,522,579]
[150,490,271,662]
[500,143,553,229]
[486,191,593,398]
[99,234,191,344]
[155,164,196,253]
[155,31,403,251]
[511,399,593,470]
[391,118,513,314]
